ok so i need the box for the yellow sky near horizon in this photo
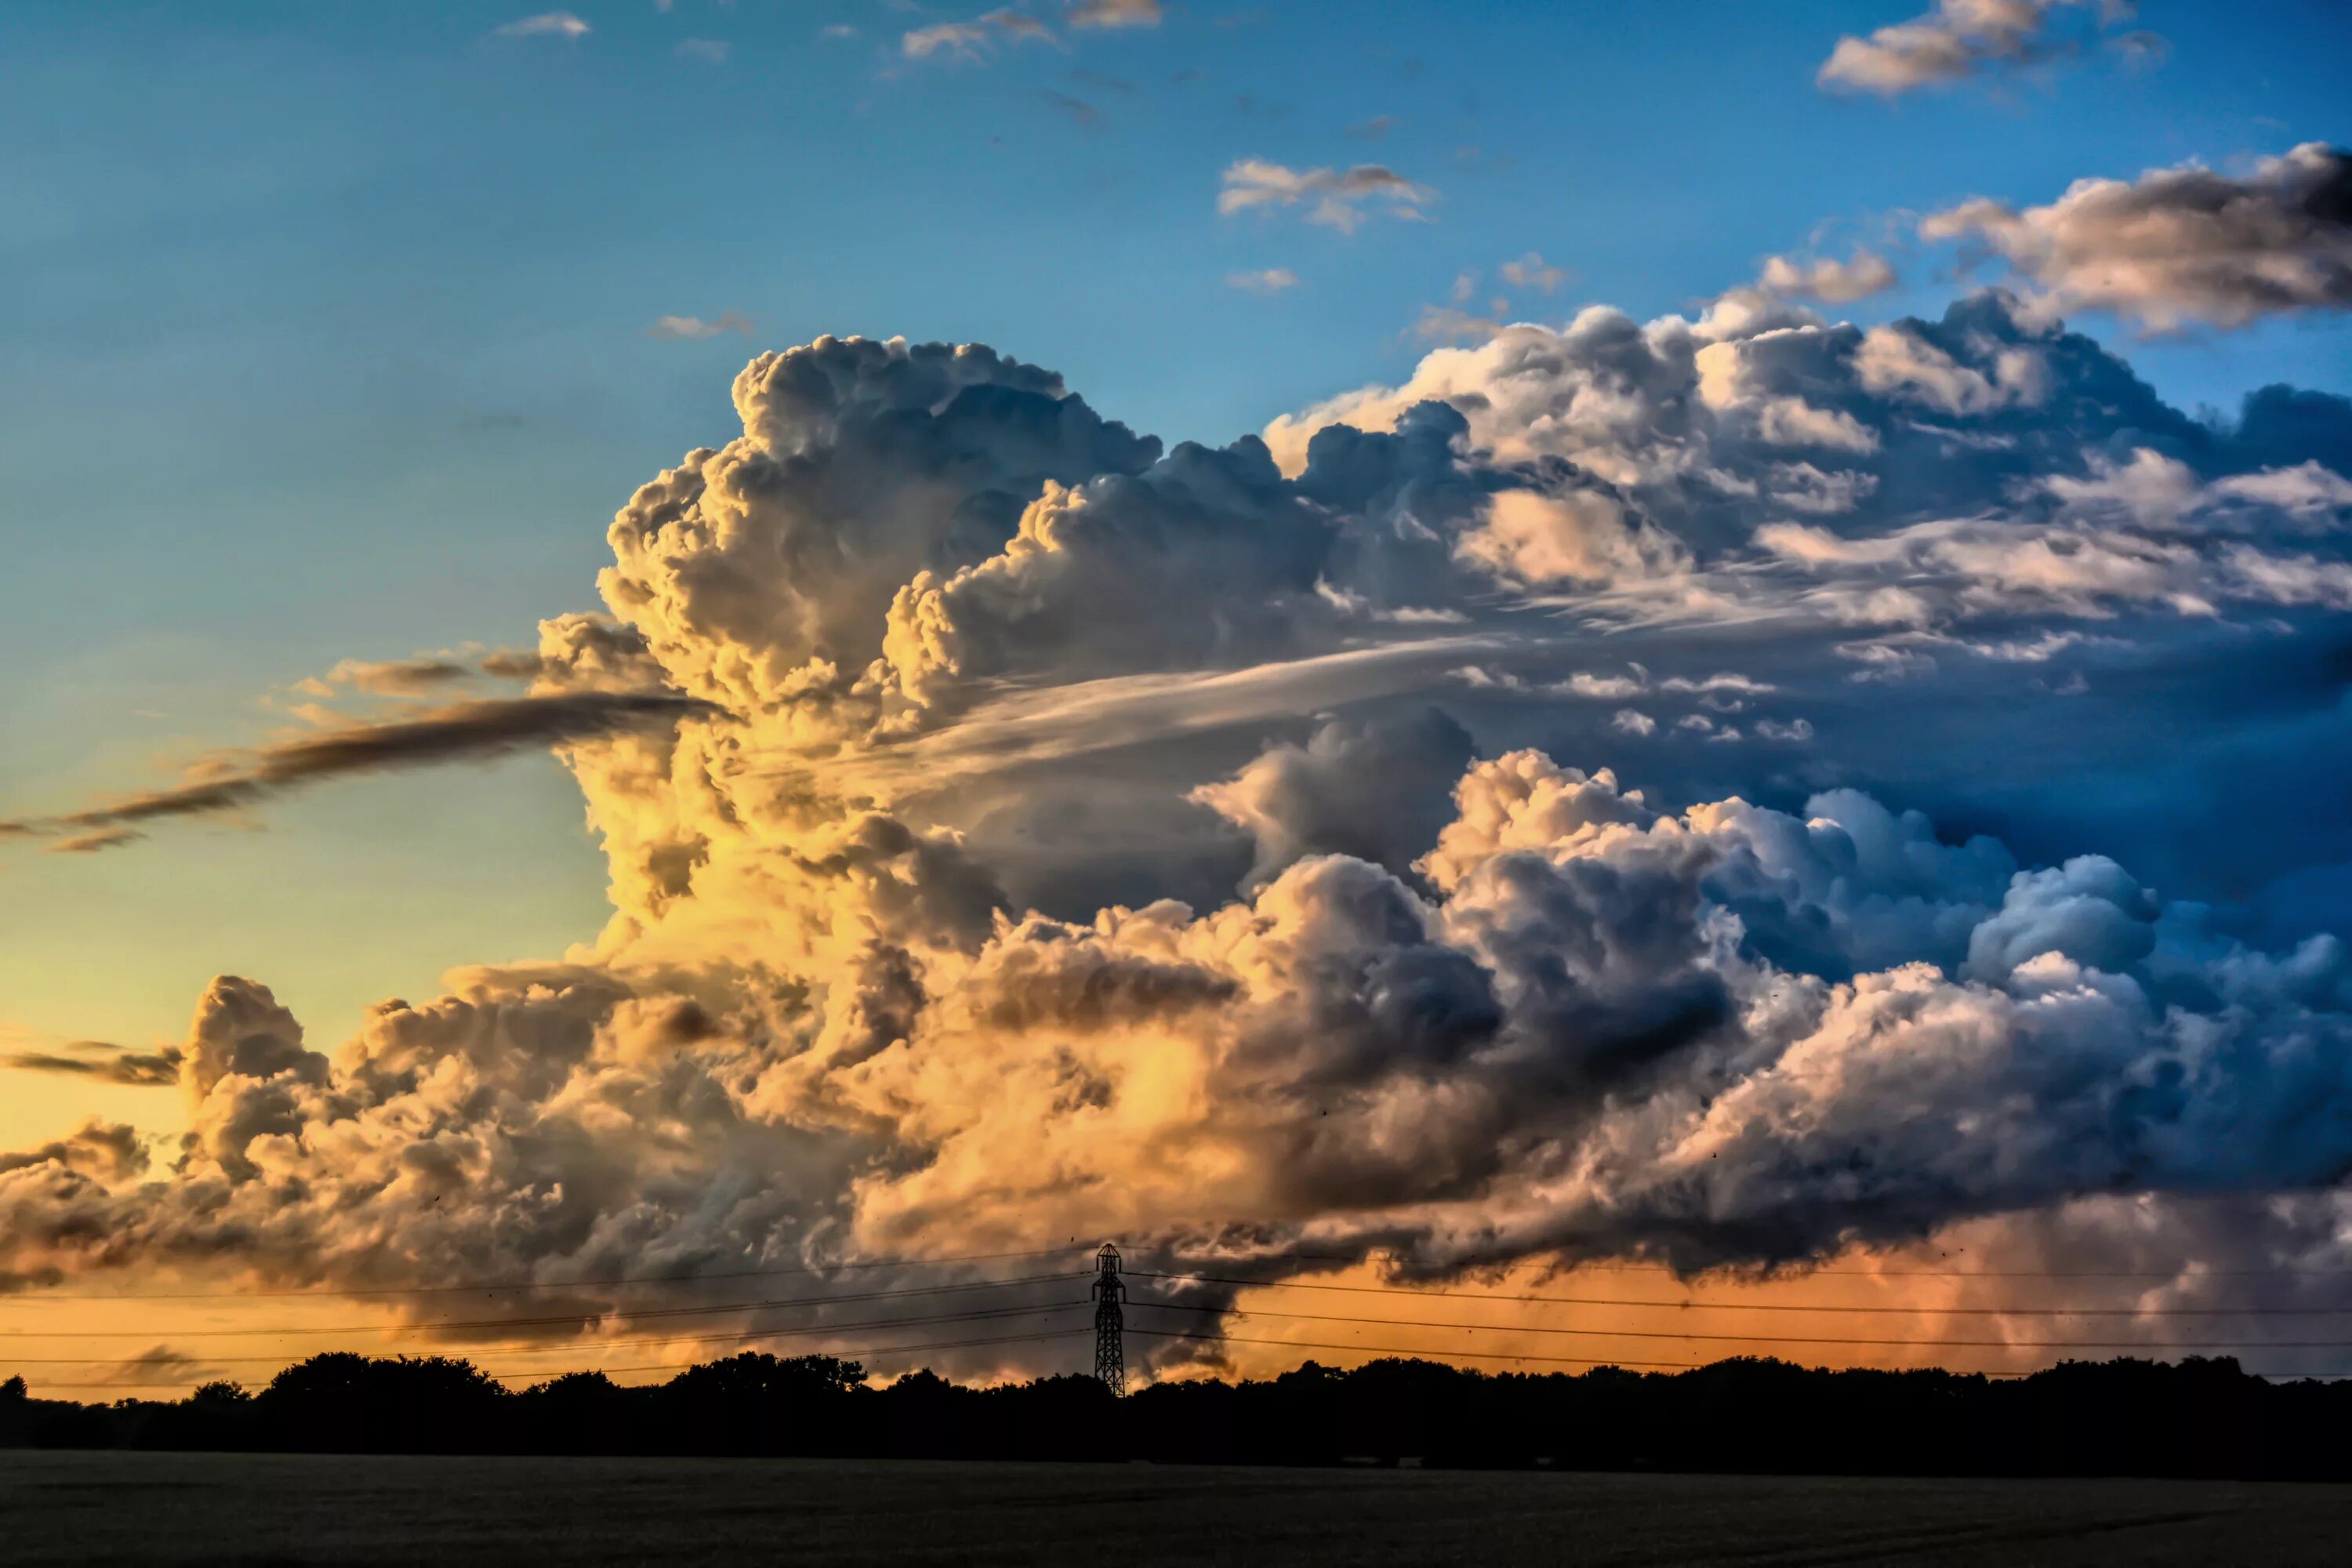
[2,1243,2321,1403]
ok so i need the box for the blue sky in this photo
[2,0,2349,1113]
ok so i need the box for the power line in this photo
[16,1243,2352,1307]
[1279,1254,2352,1280]
[0,1272,1084,1340]
[1129,1327,1708,1370]
[1127,1271,2352,1316]
[0,1246,1090,1304]
[1125,1328,2352,1384]
[1125,1299,2352,1352]
[0,1302,1092,1365]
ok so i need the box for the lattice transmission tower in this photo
[1092,1242,1126,1396]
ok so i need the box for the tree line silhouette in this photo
[6,1352,2351,1479]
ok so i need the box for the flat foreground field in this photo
[7,1452,2352,1566]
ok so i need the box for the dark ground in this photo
[7,1451,2352,1565]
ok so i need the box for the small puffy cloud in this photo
[675,38,729,64]
[1411,305,1505,345]
[904,10,1055,61]
[1759,249,1900,303]
[648,312,753,340]
[1817,0,2137,96]
[2107,27,2169,71]
[1067,0,1160,27]
[1923,143,2352,331]
[1219,159,1434,234]
[1610,710,1657,736]
[1228,268,1300,295]
[1498,252,1567,294]
[494,12,590,41]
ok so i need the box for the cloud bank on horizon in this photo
[5,139,2352,1374]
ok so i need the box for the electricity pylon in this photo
[1092,1243,1126,1396]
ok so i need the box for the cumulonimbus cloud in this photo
[5,270,2351,1377]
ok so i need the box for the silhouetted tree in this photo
[9,1351,2352,1478]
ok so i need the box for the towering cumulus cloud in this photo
[5,298,2352,1367]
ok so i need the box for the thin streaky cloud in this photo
[0,691,725,850]
[493,12,590,41]
[1228,268,1300,294]
[1036,90,1103,129]
[648,311,754,340]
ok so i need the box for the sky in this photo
[4,0,2352,1392]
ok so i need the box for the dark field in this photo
[7,1453,2352,1566]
